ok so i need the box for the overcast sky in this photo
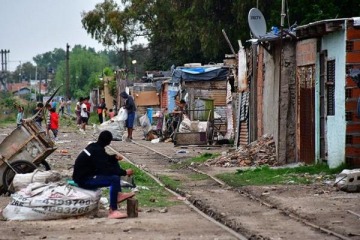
[0,0,106,71]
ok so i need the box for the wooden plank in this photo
[161,85,168,109]
[134,91,160,106]
[175,132,208,145]
[190,88,227,106]
[187,80,227,90]
[126,198,138,218]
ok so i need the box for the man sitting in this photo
[72,130,135,219]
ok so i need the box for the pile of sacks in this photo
[179,115,208,133]
[206,134,278,167]
[2,170,100,221]
[93,108,127,140]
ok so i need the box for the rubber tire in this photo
[2,160,37,192]
[39,160,51,171]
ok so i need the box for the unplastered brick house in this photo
[250,17,360,168]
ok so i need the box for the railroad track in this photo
[112,139,353,240]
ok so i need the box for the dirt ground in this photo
[0,122,360,240]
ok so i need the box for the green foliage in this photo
[188,173,210,181]
[158,175,181,190]
[82,0,360,70]
[119,161,178,208]
[0,92,17,108]
[88,112,99,124]
[52,45,109,99]
[0,115,16,126]
[107,78,117,97]
[103,67,114,76]
[216,163,348,187]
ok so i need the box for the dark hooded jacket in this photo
[120,91,136,113]
[72,131,126,185]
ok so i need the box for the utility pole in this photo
[0,49,10,90]
[66,43,70,99]
[1,49,10,71]
[38,68,41,101]
[277,0,286,162]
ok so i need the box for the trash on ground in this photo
[334,169,360,192]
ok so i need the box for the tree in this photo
[52,45,109,98]
[10,62,36,83]
[82,0,360,71]
[81,0,143,68]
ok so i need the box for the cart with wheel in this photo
[0,118,57,194]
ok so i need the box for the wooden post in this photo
[126,198,138,218]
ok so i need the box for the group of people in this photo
[14,101,60,141]
[32,102,59,141]
[96,98,116,124]
[14,91,189,220]
[74,96,91,133]
[50,97,72,116]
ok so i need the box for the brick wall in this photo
[345,21,360,167]
[296,39,317,66]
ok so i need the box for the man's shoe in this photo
[117,192,135,203]
[108,210,128,219]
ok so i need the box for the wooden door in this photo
[297,65,315,164]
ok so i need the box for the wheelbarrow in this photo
[0,86,62,194]
[0,119,57,193]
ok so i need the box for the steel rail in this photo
[118,140,353,240]
[107,143,247,240]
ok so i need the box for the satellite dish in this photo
[248,8,267,38]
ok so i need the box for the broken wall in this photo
[260,41,296,164]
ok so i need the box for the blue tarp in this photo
[171,67,228,83]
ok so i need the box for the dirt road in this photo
[0,124,360,239]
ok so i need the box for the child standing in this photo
[16,106,24,127]
[59,98,66,116]
[48,107,59,141]
[33,102,44,127]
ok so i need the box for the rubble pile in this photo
[207,134,278,167]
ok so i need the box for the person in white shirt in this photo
[80,98,88,133]
[75,97,82,127]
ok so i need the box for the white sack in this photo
[2,182,101,221]
[115,108,128,121]
[12,170,62,192]
[179,116,191,133]
[93,120,125,141]
[139,114,151,134]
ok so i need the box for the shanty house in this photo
[252,17,360,168]
[171,65,234,141]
